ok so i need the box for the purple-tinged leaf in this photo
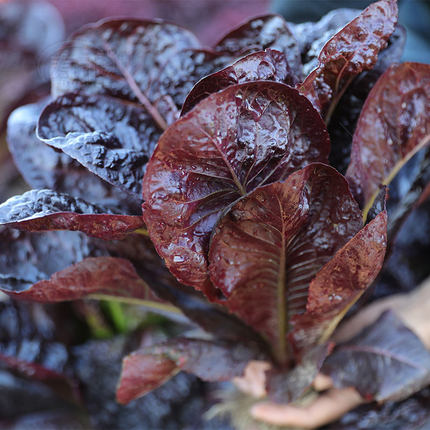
[291,8,360,76]
[2,256,149,302]
[51,18,200,107]
[0,189,143,239]
[37,19,209,195]
[323,311,430,402]
[346,62,430,215]
[117,338,266,404]
[214,15,302,78]
[37,93,158,196]
[208,164,364,364]
[7,100,139,211]
[291,210,387,354]
[143,82,330,296]
[182,49,298,114]
[0,229,158,303]
[299,0,398,122]
[328,24,406,173]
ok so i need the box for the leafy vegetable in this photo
[117,337,267,404]
[323,311,430,402]
[299,0,398,122]
[1,1,429,421]
[143,81,330,295]
[0,189,143,239]
[7,100,138,212]
[213,14,302,77]
[182,49,298,114]
[209,164,386,365]
[328,24,406,173]
[346,62,430,216]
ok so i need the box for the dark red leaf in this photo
[117,337,266,404]
[51,18,200,107]
[328,24,406,173]
[208,164,370,364]
[291,8,360,76]
[2,255,148,302]
[37,19,208,195]
[346,62,430,215]
[181,49,298,114]
[323,311,430,402]
[209,165,387,366]
[291,210,387,354]
[0,189,143,239]
[214,15,302,78]
[143,82,330,295]
[299,0,398,122]
[0,228,159,303]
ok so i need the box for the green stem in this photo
[88,294,183,315]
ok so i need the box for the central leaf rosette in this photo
[143,81,387,366]
[143,81,330,295]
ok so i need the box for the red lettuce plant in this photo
[1,0,430,418]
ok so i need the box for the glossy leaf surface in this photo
[51,18,200,105]
[291,8,360,76]
[328,24,406,173]
[37,93,159,196]
[299,0,398,121]
[143,82,330,294]
[7,100,139,211]
[182,49,298,114]
[117,337,265,404]
[38,19,205,195]
[346,62,430,213]
[214,14,301,77]
[208,164,366,363]
[0,189,143,239]
[323,311,430,402]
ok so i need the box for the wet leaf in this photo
[208,164,374,364]
[143,82,329,295]
[117,337,266,404]
[37,19,206,195]
[328,24,406,174]
[7,100,138,211]
[299,0,398,122]
[182,49,298,114]
[323,311,430,402]
[0,189,143,239]
[37,93,160,196]
[50,18,200,106]
[214,15,302,78]
[346,62,430,215]
[291,8,360,76]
